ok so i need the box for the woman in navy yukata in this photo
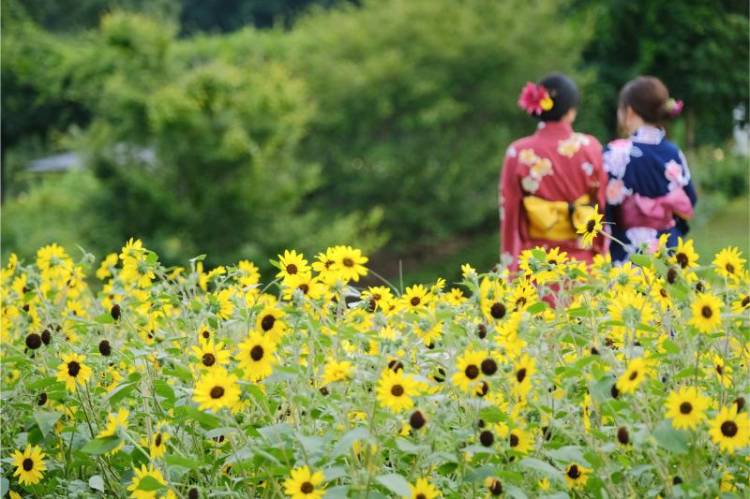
[604,76,697,263]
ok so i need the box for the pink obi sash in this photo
[619,189,693,230]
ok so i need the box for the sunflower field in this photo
[1,238,749,498]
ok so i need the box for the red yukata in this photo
[499,121,607,269]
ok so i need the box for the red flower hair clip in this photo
[664,98,684,118]
[518,82,554,115]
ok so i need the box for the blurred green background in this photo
[2,0,749,283]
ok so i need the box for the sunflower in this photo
[709,354,733,388]
[508,426,534,454]
[192,368,241,412]
[607,289,655,345]
[451,349,486,394]
[56,353,92,392]
[480,277,508,323]
[665,386,711,430]
[321,359,353,386]
[564,463,590,490]
[276,250,310,284]
[401,284,432,311]
[732,293,750,314]
[149,431,169,459]
[708,405,750,454]
[616,357,650,394]
[376,369,418,413]
[361,286,395,312]
[236,259,261,287]
[510,280,538,312]
[689,293,723,333]
[237,332,278,382]
[575,205,603,247]
[191,339,231,371]
[282,273,327,301]
[670,238,699,269]
[511,354,536,398]
[97,408,129,438]
[283,465,325,499]
[127,464,167,499]
[331,245,369,283]
[409,478,440,499]
[255,306,286,340]
[11,445,46,486]
[713,246,745,280]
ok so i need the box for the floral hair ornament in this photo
[518,82,554,115]
[664,98,684,118]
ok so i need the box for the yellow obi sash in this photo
[522,194,594,241]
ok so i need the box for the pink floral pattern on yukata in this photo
[518,148,553,194]
[606,178,632,205]
[603,139,633,178]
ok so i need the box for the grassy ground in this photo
[392,196,750,287]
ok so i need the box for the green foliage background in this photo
[2,0,748,273]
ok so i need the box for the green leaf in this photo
[653,420,689,454]
[375,473,411,497]
[395,438,423,454]
[545,446,587,465]
[137,475,166,491]
[95,313,114,325]
[630,254,652,268]
[323,466,347,482]
[106,382,137,406]
[527,301,548,314]
[324,486,350,499]
[479,406,505,423]
[519,458,563,483]
[88,475,105,492]
[34,410,62,438]
[80,436,121,455]
[165,455,202,470]
[1,478,9,498]
[154,380,176,406]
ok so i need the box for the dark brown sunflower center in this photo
[22,458,34,471]
[416,494,426,499]
[202,353,216,366]
[726,263,735,274]
[516,368,527,383]
[679,402,693,414]
[586,220,596,232]
[298,284,309,294]
[465,365,480,380]
[300,481,314,494]
[490,302,506,319]
[410,297,421,306]
[250,345,264,361]
[261,314,276,331]
[286,264,298,275]
[155,433,162,446]
[675,253,689,268]
[701,305,713,318]
[390,384,404,397]
[210,386,225,399]
[509,433,519,447]
[567,465,581,479]
[721,420,738,437]
[742,296,750,307]
[67,361,81,377]
[628,370,639,381]
[342,258,354,267]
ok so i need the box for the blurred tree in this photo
[281,0,589,250]
[76,12,382,265]
[582,0,749,145]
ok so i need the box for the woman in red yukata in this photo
[500,73,607,270]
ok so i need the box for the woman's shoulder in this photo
[504,135,537,160]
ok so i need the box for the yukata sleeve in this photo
[500,148,525,267]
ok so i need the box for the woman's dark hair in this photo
[538,73,580,122]
[618,76,672,124]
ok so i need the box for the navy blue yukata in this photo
[603,125,698,263]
